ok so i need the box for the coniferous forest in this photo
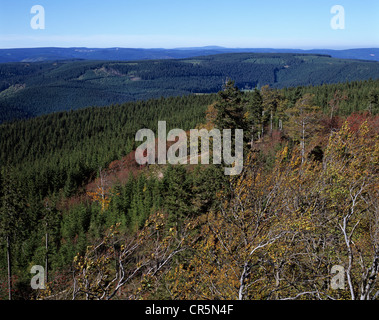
[1,53,379,123]
[0,51,378,301]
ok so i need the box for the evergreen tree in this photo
[162,165,194,226]
[41,197,61,284]
[63,172,76,198]
[192,164,229,214]
[214,80,249,133]
[368,90,379,114]
[246,88,263,144]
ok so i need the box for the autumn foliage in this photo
[2,80,378,300]
[166,121,378,300]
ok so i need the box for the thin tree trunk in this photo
[270,111,273,135]
[301,120,305,164]
[7,234,12,300]
[45,226,49,285]
[250,124,254,147]
[342,216,355,300]
[360,251,379,300]
[261,111,265,137]
[238,262,250,300]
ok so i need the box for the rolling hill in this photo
[0,47,379,63]
[1,52,379,123]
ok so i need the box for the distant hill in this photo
[1,52,379,123]
[0,47,378,63]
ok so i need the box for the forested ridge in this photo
[1,47,379,64]
[0,76,378,300]
[1,52,379,123]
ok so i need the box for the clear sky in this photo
[0,0,378,49]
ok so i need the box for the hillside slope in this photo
[1,53,379,123]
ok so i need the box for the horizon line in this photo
[0,46,378,51]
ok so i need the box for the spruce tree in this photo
[246,88,263,144]
[214,80,249,133]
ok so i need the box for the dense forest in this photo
[1,47,379,64]
[1,53,379,123]
[0,75,378,300]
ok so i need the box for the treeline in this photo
[280,78,379,115]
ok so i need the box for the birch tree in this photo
[321,121,379,300]
[68,212,193,300]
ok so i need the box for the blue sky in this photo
[0,0,378,49]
